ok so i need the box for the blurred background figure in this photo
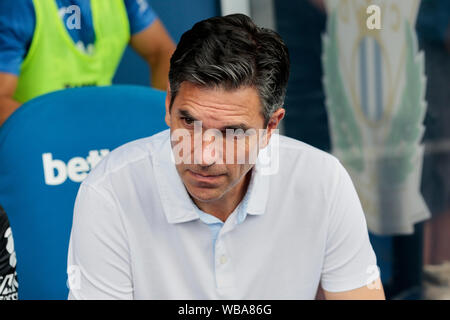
[0,0,175,126]
[0,205,18,300]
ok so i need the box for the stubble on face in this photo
[166,82,265,220]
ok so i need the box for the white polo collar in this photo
[153,130,270,224]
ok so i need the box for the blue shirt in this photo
[0,0,157,75]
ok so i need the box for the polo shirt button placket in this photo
[214,237,235,291]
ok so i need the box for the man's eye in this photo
[224,132,246,140]
[181,117,194,125]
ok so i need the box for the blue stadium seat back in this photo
[0,85,168,299]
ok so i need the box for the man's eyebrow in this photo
[178,109,251,131]
[177,109,198,120]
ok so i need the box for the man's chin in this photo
[186,186,225,203]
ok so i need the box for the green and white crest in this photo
[323,0,430,235]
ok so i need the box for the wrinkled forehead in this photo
[172,82,265,129]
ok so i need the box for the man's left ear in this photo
[262,108,285,147]
[165,82,172,127]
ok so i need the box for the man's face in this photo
[165,82,281,204]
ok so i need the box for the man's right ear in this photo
[165,82,171,127]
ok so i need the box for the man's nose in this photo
[193,132,223,165]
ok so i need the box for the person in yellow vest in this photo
[0,0,175,126]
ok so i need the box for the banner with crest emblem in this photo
[323,0,430,235]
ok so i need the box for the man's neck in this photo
[193,170,252,222]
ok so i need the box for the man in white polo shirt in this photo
[67,14,385,300]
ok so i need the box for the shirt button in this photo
[219,255,227,265]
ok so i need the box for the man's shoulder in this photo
[82,129,169,188]
[275,134,343,192]
[278,134,339,169]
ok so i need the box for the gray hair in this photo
[168,14,290,126]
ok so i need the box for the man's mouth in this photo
[188,170,226,182]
